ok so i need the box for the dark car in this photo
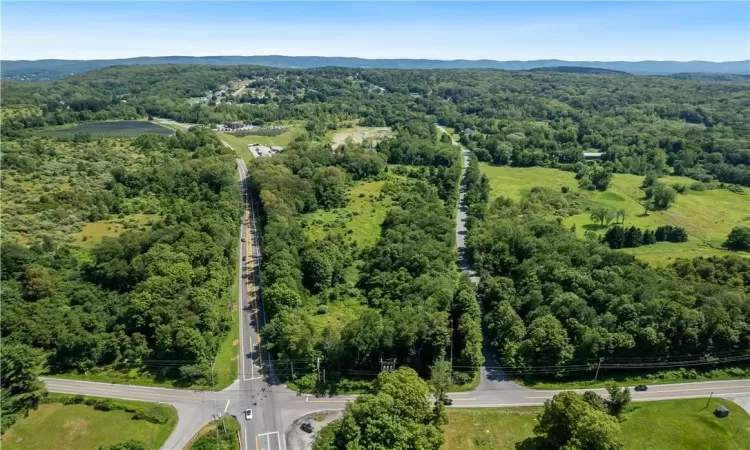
[300,422,314,433]
[435,398,454,406]
[634,385,648,392]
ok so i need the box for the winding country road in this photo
[42,140,750,450]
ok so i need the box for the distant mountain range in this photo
[2,56,749,81]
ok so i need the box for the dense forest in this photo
[1,128,240,382]
[249,119,482,381]
[2,64,749,407]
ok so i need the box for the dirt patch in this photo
[232,339,239,346]
[285,410,342,450]
[331,127,392,149]
[64,418,89,438]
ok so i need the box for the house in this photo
[463,127,475,135]
[583,152,604,160]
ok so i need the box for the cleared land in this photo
[301,179,394,249]
[37,120,174,138]
[74,214,157,247]
[220,123,303,159]
[330,126,392,148]
[1,399,176,450]
[443,398,750,450]
[480,164,750,265]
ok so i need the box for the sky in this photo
[2,1,749,62]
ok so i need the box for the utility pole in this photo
[316,358,321,382]
[290,360,295,378]
[593,357,604,381]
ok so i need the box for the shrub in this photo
[672,183,687,194]
[65,394,86,405]
[451,371,473,385]
[724,226,750,251]
[132,406,171,424]
[561,185,569,194]
[93,399,114,411]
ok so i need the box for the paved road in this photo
[42,140,750,449]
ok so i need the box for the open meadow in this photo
[479,164,750,265]
[443,398,750,450]
[1,395,176,450]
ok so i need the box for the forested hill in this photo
[3,56,749,81]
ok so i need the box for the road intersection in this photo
[42,155,749,450]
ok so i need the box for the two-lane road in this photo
[40,150,749,450]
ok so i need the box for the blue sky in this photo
[2,1,748,61]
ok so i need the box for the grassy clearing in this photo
[479,164,750,265]
[301,179,394,249]
[443,406,541,450]
[330,126,392,148]
[1,398,176,450]
[219,123,304,155]
[443,398,750,450]
[74,214,157,247]
[621,398,750,450]
[212,280,240,390]
[36,120,174,138]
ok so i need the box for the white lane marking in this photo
[244,427,248,450]
[224,399,231,413]
[257,432,282,450]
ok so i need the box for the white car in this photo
[245,409,253,420]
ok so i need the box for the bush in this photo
[64,394,86,405]
[132,406,171,424]
[317,304,329,314]
[561,185,569,194]
[724,226,750,251]
[690,182,707,191]
[93,399,114,411]
[672,184,688,194]
[451,371,473,385]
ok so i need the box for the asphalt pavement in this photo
[41,150,750,450]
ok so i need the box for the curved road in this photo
[42,152,750,450]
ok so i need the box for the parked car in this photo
[300,422,313,433]
[634,385,648,392]
[435,398,453,406]
[245,409,253,420]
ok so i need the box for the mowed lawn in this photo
[443,398,750,450]
[1,402,176,450]
[480,164,750,265]
[301,179,394,250]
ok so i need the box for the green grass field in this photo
[443,398,750,450]
[36,120,174,138]
[212,280,240,390]
[1,399,176,450]
[220,123,304,160]
[479,164,750,265]
[301,179,394,250]
[74,214,157,247]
